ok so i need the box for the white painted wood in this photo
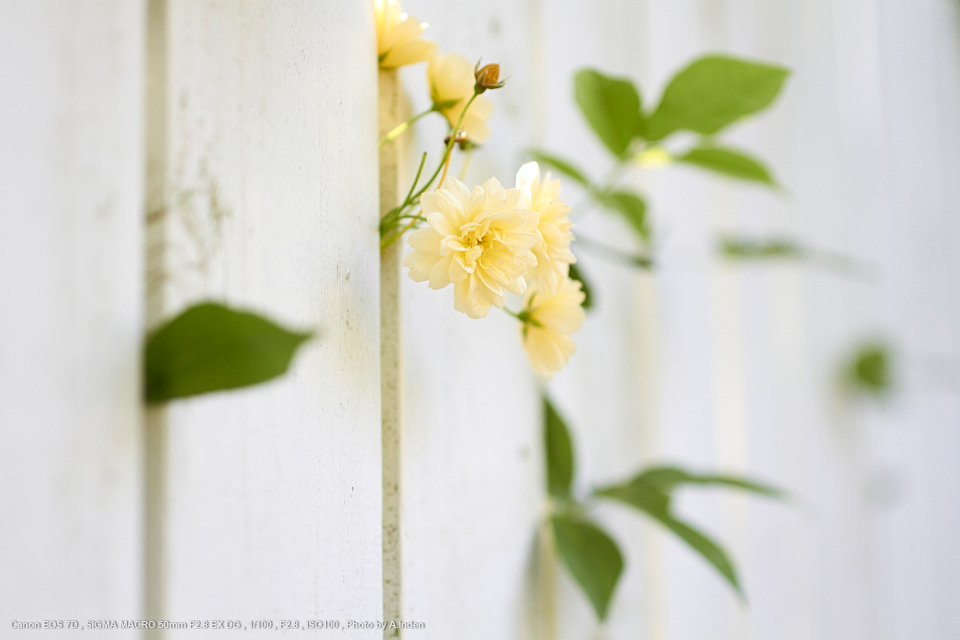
[387,2,546,638]
[0,0,145,632]
[389,0,960,638]
[145,1,382,636]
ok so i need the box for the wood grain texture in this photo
[145,1,382,636]
[0,0,145,632]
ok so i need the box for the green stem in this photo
[380,93,480,251]
[380,153,428,235]
[577,235,654,269]
[411,93,478,201]
[379,109,434,149]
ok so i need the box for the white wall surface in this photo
[390,0,960,639]
[144,0,382,637]
[0,1,145,636]
[2,1,959,639]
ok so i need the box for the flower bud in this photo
[474,62,505,94]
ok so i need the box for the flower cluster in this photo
[376,1,585,378]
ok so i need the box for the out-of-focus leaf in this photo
[596,464,787,602]
[645,511,745,601]
[574,69,644,157]
[677,146,777,185]
[595,476,673,514]
[568,262,594,310]
[598,190,649,242]
[634,466,788,501]
[145,302,312,403]
[544,396,575,498]
[527,149,591,187]
[551,514,625,620]
[646,56,790,141]
[720,238,803,259]
[847,343,893,394]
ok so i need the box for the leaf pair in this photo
[145,302,312,403]
[572,56,788,186]
[542,396,787,620]
[595,467,786,600]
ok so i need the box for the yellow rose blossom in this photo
[403,176,540,319]
[519,277,586,378]
[376,0,437,70]
[515,162,576,295]
[427,53,495,144]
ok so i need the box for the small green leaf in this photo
[145,302,312,403]
[551,514,624,620]
[636,466,788,501]
[595,477,672,515]
[720,237,803,259]
[677,146,777,185]
[646,511,745,601]
[527,149,591,187]
[567,262,594,310]
[646,55,790,141]
[598,190,649,242]
[544,396,575,499]
[846,343,893,395]
[574,69,644,157]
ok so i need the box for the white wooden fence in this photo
[2,0,959,639]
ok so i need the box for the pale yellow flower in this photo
[519,277,586,378]
[515,162,576,295]
[403,176,540,319]
[427,53,495,144]
[376,0,437,70]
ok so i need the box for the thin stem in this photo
[412,93,478,201]
[570,158,633,223]
[380,153,428,234]
[577,234,654,269]
[502,307,523,320]
[458,149,474,181]
[379,108,434,149]
[380,93,480,252]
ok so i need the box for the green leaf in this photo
[551,514,624,620]
[145,302,312,403]
[596,464,787,601]
[720,237,803,259]
[574,69,644,157]
[544,396,575,499]
[598,190,649,242]
[847,343,893,394]
[595,476,673,515]
[635,466,788,501]
[677,146,776,185]
[527,149,591,187]
[645,511,745,601]
[646,55,790,141]
[567,262,594,310]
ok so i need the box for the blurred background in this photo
[2,0,959,638]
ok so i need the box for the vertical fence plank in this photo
[381,2,545,638]
[379,68,406,637]
[145,0,382,635]
[0,0,145,632]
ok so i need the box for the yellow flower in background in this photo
[519,277,586,378]
[427,53,495,144]
[515,162,576,295]
[404,176,540,319]
[376,0,437,70]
